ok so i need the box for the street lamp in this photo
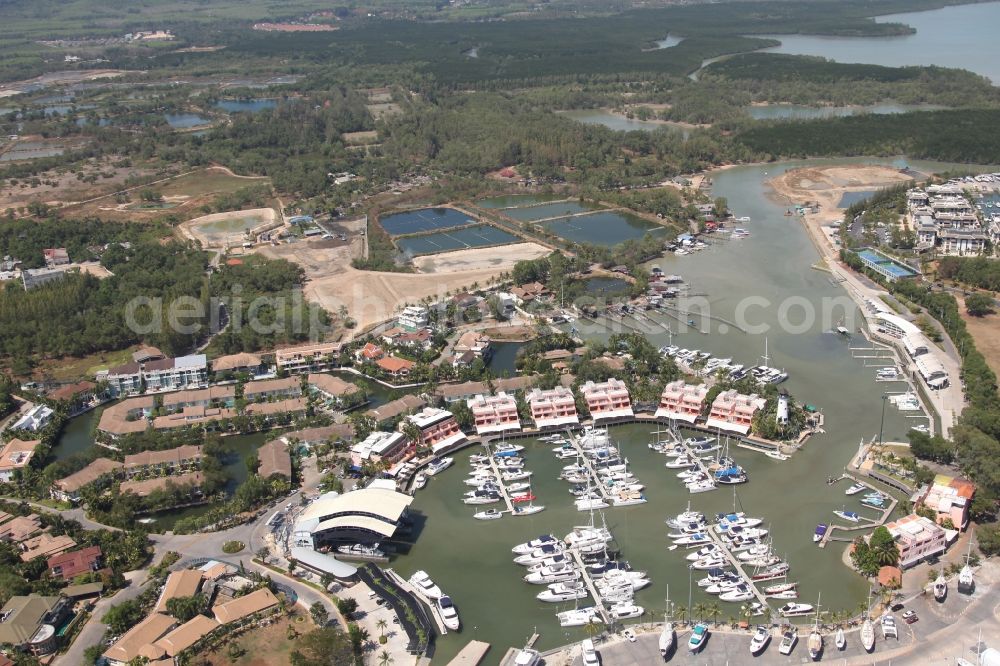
[878,394,888,446]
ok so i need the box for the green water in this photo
[747,103,946,121]
[540,210,667,248]
[476,194,569,209]
[486,342,524,376]
[395,157,979,662]
[199,215,265,236]
[557,109,693,138]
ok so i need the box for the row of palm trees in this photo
[610,599,875,632]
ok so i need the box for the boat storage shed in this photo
[292,488,413,548]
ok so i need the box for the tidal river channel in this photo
[400,158,985,662]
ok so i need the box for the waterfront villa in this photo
[885,513,949,569]
[706,390,767,435]
[356,342,385,362]
[468,392,521,435]
[142,355,209,392]
[98,397,155,436]
[526,386,579,429]
[101,362,143,397]
[655,380,708,424]
[437,376,535,404]
[453,331,492,360]
[161,386,236,412]
[124,445,203,478]
[274,341,341,374]
[306,373,361,407]
[0,438,40,482]
[292,486,414,549]
[580,379,633,423]
[0,594,72,656]
[917,474,976,530]
[366,394,427,423]
[397,305,429,331]
[48,381,97,414]
[11,404,54,432]
[243,376,301,402]
[350,431,412,471]
[376,356,416,377]
[257,439,292,479]
[120,471,205,497]
[403,407,465,454]
[50,459,123,502]
[18,534,76,562]
[282,423,355,448]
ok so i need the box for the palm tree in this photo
[707,603,722,626]
[376,617,389,643]
[378,650,393,666]
[692,602,708,623]
[673,603,688,626]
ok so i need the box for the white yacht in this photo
[835,627,846,651]
[557,607,602,627]
[609,602,644,619]
[845,482,866,495]
[881,614,897,639]
[659,618,674,657]
[512,535,559,555]
[779,603,814,617]
[581,639,600,666]
[719,585,754,602]
[575,498,609,511]
[778,628,797,655]
[958,563,975,594]
[524,566,581,585]
[537,586,588,603]
[749,625,770,655]
[437,595,460,631]
[933,574,947,602]
[861,618,876,652]
[473,509,503,520]
[409,570,442,600]
[513,647,541,666]
[413,473,428,490]
[424,457,454,476]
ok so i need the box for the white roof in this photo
[290,547,358,578]
[297,487,413,523]
[314,515,399,537]
[877,312,922,337]
[705,417,751,435]
[175,354,207,369]
[655,408,698,424]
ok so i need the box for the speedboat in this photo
[749,625,770,655]
[835,627,846,651]
[833,509,861,523]
[779,603,814,617]
[473,508,503,520]
[513,648,541,666]
[424,457,453,476]
[409,570,442,600]
[667,506,705,528]
[513,504,545,516]
[437,595,460,631]
[688,623,709,652]
[762,582,797,594]
[685,544,720,561]
[767,590,798,600]
[861,618,875,652]
[808,627,823,660]
[524,567,581,585]
[413,473,428,490]
[537,586,588,603]
[719,585,754,602]
[933,574,947,602]
[609,602,644,619]
[813,524,828,543]
[778,628,797,655]
[575,498,609,511]
[881,614,897,639]
[557,607,602,627]
[514,544,565,565]
[513,535,558,555]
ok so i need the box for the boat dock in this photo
[568,547,611,625]
[675,436,717,494]
[817,474,899,548]
[704,528,770,607]
[483,443,517,515]
[384,569,450,635]
[446,640,491,666]
[566,431,615,505]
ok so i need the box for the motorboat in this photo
[514,544,565,565]
[685,545,721,562]
[609,603,644,619]
[861,496,886,508]
[719,585,754,602]
[525,555,569,572]
[751,563,790,581]
[933,574,947,602]
[835,627,846,651]
[665,456,696,469]
[767,590,798,600]
[581,638,599,666]
[833,509,861,523]
[688,623,709,652]
[737,544,771,561]
[413,473,428,490]
[666,506,706,528]
[502,470,533,482]
[813,523,828,543]
[778,628,797,655]
[537,587,588,603]
[673,533,710,546]
[808,626,823,660]
[511,491,536,503]
[749,625,770,655]
[336,543,384,558]
[958,564,975,594]
[765,450,790,461]
[612,490,647,506]
[658,616,674,657]
[473,509,503,520]
[762,582,797,594]
[513,648,541,666]
[513,504,545,516]
[513,535,558,555]
[463,492,500,505]
[557,607,602,627]
[575,498,609,511]
[507,481,532,493]
[687,479,716,493]
[861,618,875,652]
[437,595,460,631]
[494,443,524,455]
[881,613,897,639]
[424,457,453,476]
[524,567,581,585]
[779,603,814,617]
[409,570,442,600]
[692,555,726,570]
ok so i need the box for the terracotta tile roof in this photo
[103,613,176,664]
[153,614,219,656]
[211,588,279,624]
[155,569,204,614]
[124,445,203,469]
[49,381,96,401]
[48,546,102,579]
[307,373,359,398]
[376,356,415,374]
[120,472,204,497]
[210,352,263,372]
[257,440,292,479]
[53,458,123,493]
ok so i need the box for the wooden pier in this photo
[818,474,899,548]
[447,640,491,666]
[674,436,717,494]
[704,528,770,608]
[568,548,611,625]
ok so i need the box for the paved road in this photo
[0,496,120,532]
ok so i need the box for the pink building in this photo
[526,387,579,429]
[706,390,767,435]
[350,431,412,471]
[580,379,633,423]
[404,408,465,454]
[655,380,708,424]
[919,474,976,530]
[885,513,948,568]
[467,393,521,435]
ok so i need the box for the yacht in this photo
[833,509,861,523]
[513,648,541,666]
[861,618,876,652]
[575,498,609,511]
[537,586,588,603]
[409,570,442,600]
[766,450,790,461]
[751,562,790,581]
[463,492,500,505]
[808,626,823,660]
[437,595,460,631]
[762,582,797,594]
[424,457,453,476]
[666,506,706,529]
[719,585,754,602]
[687,479,716,494]
[673,532,710,546]
[658,606,675,657]
[514,544,565,565]
[845,482,866,495]
[413,473,428,490]
[688,623,709,653]
[609,602,644,619]
[835,627,846,651]
[512,535,558,555]
[685,544,721,561]
[494,443,524,455]
[813,523,828,543]
[881,613,898,639]
[557,607,602,627]
[778,628,798,655]
[513,504,545,516]
[581,639,600,666]
[779,603,814,617]
[958,563,975,594]
[502,470,533,482]
[749,625,771,655]
[767,590,798,600]
[474,509,503,520]
[933,574,947,602]
[524,567,581,585]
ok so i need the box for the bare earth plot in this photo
[413,242,549,272]
[768,164,914,226]
[956,295,1000,379]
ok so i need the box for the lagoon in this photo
[557,109,692,137]
[215,98,278,113]
[747,102,945,121]
[540,210,666,247]
[164,113,212,129]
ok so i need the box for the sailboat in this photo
[658,589,675,658]
[807,593,823,661]
[835,626,846,651]
[860,589,876,653]
[958,536,976,595]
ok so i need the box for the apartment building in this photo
[243,376,301,402]
[885,513,948,568]
[123,445,203,478]
[350,431,412,470]
[467,392,521,435]
[50,459,123,503]
[403,407,465,454]
[101,362,143,397]
[142,355,208,392]
[306,373,361,407]
[917,474,976,530]
[706,390,766,435]
[655,380,708,424]
[161,386,236,413]
[580,379,633,423]
[397,305,429,331]
[526,386,579,429]
[274,341,341,374]
[453,331,492,360]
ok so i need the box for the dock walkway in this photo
[484,443,517,514]
[818,474,899,547]
[704,528,770,607]
[568,548,611,625]
[384,569,449,635]
[567,431,614,505]
[447,640,491,666]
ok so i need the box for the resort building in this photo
[0,438,40,482]
[48,381,96,414]
[397,305,429,331]
[292,486,414,549]
[48,546,103,580]
[403,407,465,454]
[356,342,384,362]
[152,615,220,660]
[161,386,236,412]
[142,354,209,392]
[154,569,203,614]
[366,394,427,423]
[210,352,268,377]
[655,380,709,424]
[453,331,492,360]
[11,405,54,432]
[0,514,42,543]
[307,373,361,407]
[124,445,203,478]
[50,458,123,503]
[376,356,415,377]
[18,534,76,562]
[282,424,354,448]
[917,474,976,530]
[274,341,341,374]
[527,386,579,429]
[243,376,301,402]
[907,186,989,256]
[350,431,412,471]
[885,513,949,568]
[103,613,177,666]
[120,471,204,497]
[580,379,633,423]
[468,392,521,435]
[0,595,71,656]
[101,362,143,397]
[257,439,292,479]
[706,390,767,435]
[97,397,155,436]
[151,406,237,431]
[211,588,280,625]
[244,397,307,419]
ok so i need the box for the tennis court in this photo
[379,207,477,236]
[396,224,520,255]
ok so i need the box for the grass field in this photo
[197,611,316,666]
[31,347,136,383]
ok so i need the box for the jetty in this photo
[447,640,491,666]
[704,528,770,607]
[566,431,614,505]
[568,547,611,625]
[385,569,450,634]
[674,436,717,494]
[818,474,899,548]
[484,443,517,514]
